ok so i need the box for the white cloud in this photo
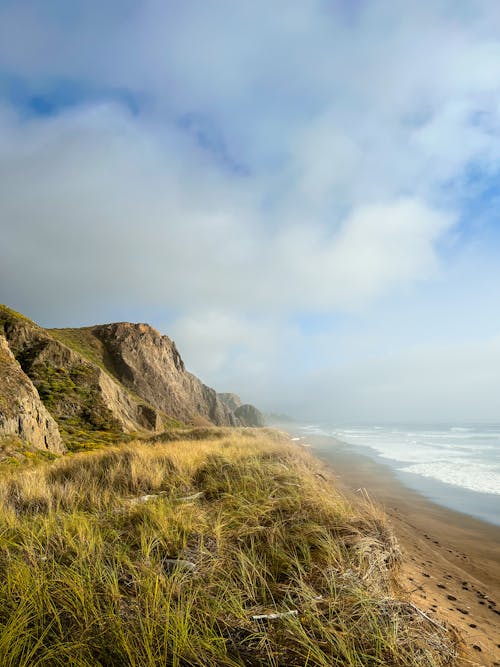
[0,104,456,320]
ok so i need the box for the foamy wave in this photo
[400,462,500,495]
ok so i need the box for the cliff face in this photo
[233,403,266,427]
[0,334,64,453]
[0,305,260,451]
[219,393,266,427]
[218,393,242,412]
[89,322,237,426]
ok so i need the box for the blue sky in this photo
[1,0,500,422]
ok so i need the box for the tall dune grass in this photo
[0,431,457,666]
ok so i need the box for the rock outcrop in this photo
[219,392,265,427]
[89,322,237,426]
[0,334,64,453]
[234,404,266,427]
[218,393,242,412]
[0,305,260,451]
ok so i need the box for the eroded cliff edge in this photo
[0,334,64,453]
[0,305,264,451]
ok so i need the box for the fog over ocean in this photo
[299,423,500,527]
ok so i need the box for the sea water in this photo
[299,423,500,526]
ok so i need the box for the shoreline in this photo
[296,433,500,666]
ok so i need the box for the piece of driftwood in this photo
[162,558,196,572]
[406,602,448,631]
[127,491,168,505]
[177,491,204,502]
[251,610,298,621]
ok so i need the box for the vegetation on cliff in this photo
[0,305,265,454]
[0,430,457,666]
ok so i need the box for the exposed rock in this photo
[0,335,64,453]
[234,404,266,427]
[90,322,237,426]
[0,307,160,440]
[218,393,242,412]
[0,307,166,448]
[0,304,260,451]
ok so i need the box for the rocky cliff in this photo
[219,393,266,426]
[234,403,266,427]
[0,305,263,451]
[0,334,64,453]
[218,393,242,412]
[89,322,237,427]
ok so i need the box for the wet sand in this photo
[303,434,500,666]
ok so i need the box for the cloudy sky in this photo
[2,0,500,423]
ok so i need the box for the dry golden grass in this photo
[0,430,458,666]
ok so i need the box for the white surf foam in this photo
[400,461,500,495]
[327,424,500,496]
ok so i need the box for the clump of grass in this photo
[0,432,458,666]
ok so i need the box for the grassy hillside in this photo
[0,431,457,666]
[48,327,111,374]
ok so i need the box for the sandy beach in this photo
[302,434,500,667]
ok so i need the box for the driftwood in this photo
[406,601,448,632]
[126,491,168,506]
[162,558,196,573]
[251,610,298,621]
[177,491,204,502]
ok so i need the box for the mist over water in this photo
[300,423,500,526]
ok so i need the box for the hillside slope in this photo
[0,305,264,451]
[0,334,64,454]
[0,431,458,666]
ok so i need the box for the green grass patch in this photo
[0,304,39,334]
[48,327,107,371]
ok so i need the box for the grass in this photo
[48,328,108,372]
[0,304,39,333]
[0,430,458,666]
[0,436,60,468]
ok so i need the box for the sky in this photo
[1,0,500,423]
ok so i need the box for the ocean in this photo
[297,423,500,527]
